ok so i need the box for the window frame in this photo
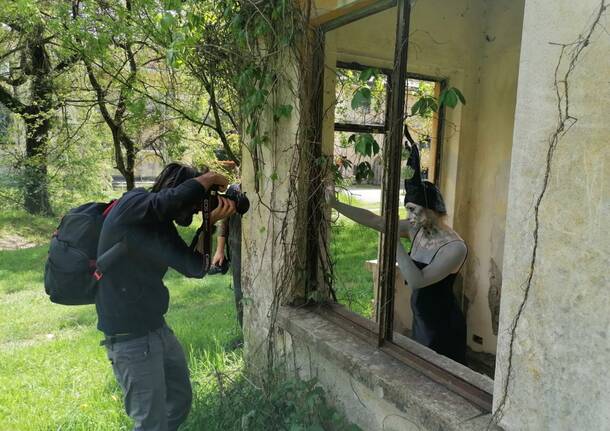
[334,60,446,184]
[305,0,494,413]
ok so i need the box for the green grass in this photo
[330,219,378,318]
[0,209,359,431]
[331,196,409,318]
[0,210,240,430]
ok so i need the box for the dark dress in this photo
[409,257,467,365]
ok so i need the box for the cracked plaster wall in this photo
[494,0,610,429]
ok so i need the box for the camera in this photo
[209,184,250,215]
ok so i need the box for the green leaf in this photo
[354,137,367,156]
[411,98,424,116]
[454,87,466,105]
[128,98,146,116]
[445,89,459,108]
[351,87,371,109]
[355,161,374,183]
[273,104,293,122]
[412,95,438,116]
[439,87,466,109]
[352,133,378,157]
[270,172,278,181]
[358,67,378,82]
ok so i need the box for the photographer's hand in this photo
[211,197,236,225]
[196,171,229,192]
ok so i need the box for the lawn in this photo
[0,208,362,431]
[331,193,409,318]
[0,210,242,430]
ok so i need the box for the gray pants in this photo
[105,325,192,431]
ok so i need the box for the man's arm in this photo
[116,179,205,224]
[163,225,207,278]
[116,172,229,224]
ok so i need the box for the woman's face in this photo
[405,202,428,227]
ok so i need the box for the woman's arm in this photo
[398,219,418,239]
[213,234,226,266]
[331,198,385,232]
[396,240,467,290]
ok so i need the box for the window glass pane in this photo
[331,68,451,352]
[334,68,387,126]
[404,79,440,182]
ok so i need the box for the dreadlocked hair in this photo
[151,163,207,192]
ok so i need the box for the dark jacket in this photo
[96,179,207,335]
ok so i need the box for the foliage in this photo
[330,196,410,318]
[0,1,84,214]
[61,0,217,189]
[411,86,465,117]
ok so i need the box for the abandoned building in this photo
[238,0,609,430]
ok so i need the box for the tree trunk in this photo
[111,131,137,191]
[23,115,52,215]
[23,32,53,215]
[124,169,135,190]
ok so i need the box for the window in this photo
[305,0,496,413]
[331,63,445,324]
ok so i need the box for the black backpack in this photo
[44,200,124,305]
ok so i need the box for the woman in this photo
[328,145,468,364]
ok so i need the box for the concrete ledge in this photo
[277,306,501,431]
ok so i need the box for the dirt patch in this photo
[0,234,37,251]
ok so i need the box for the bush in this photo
[186,345,360,431]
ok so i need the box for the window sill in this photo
[277,305,500,431]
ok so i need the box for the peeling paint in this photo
[488,258,502,335]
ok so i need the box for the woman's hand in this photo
[325,185,336,207]
[212,250,225,266]
[211,197,236,225]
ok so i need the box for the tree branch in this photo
[0,84,27,114]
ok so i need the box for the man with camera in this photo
[96,163,236,431]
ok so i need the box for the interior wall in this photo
[458,0,525,354]
[325,0,525,354]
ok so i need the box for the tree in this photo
[0,2,79,214]
[148,0,246,166]
[64,0,162,190]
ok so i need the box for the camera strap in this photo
[201,194,213,273]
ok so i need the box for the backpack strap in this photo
[95,241,128,280]
[102,199,119,217]
[201,195,213,273]
[94,199,122,281]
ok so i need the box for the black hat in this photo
[404,145,446,214]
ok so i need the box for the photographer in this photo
[96,163,235,431]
